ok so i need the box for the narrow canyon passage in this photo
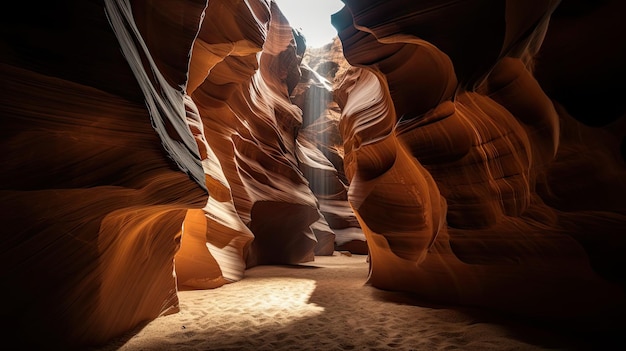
[2,1,626,350]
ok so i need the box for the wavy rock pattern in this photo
[0,0,210,347]
[297,39,368,253]
[333,0,626,326]
[188,0,325,268]
[0,0,331,348]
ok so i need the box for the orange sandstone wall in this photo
[0,0,209,348]
[333,0,626,329]
[0,0,335,348]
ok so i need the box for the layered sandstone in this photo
[333,0,626,328]
[0,0,334,348]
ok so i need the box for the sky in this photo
[274,0,345,48]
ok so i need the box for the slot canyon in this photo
[1,0,625,349]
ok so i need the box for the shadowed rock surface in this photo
[0,0,331,348]
[333,0,626,331]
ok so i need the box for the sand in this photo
[91,252,600,351]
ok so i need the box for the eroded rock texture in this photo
[185,0,334,268]
[1,0,208,348]
[333,0,626,330]
[0,0,334,348]
[295,38,367,254]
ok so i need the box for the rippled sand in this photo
[92,253,598,350]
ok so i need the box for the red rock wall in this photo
[1,0,209,348]
[0,0,331,348]
[185,0,326,268]
[333,0,626,329]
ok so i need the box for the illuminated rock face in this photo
[295,38,367,254]
[333,0,626,325]
[0,0,330,348]
[185,0,328,268]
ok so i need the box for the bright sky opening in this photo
[274,0,345,48]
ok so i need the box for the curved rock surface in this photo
[297,39,368,254]
[333,0,626,328]
[0,0,330,348]
[1,0,209,348]
[187,0,325,267]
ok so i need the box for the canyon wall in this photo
[333,0,626,330]
[0,0,341,348]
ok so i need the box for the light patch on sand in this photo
[180,277,325,324]
[93,254,575,351]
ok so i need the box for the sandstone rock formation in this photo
[294,39,367,254]
[0,0,334,348]
[2,1,206,348]
[1,0,625,349]
[333,0,626,328]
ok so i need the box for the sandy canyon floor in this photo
[91,253,615,350]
